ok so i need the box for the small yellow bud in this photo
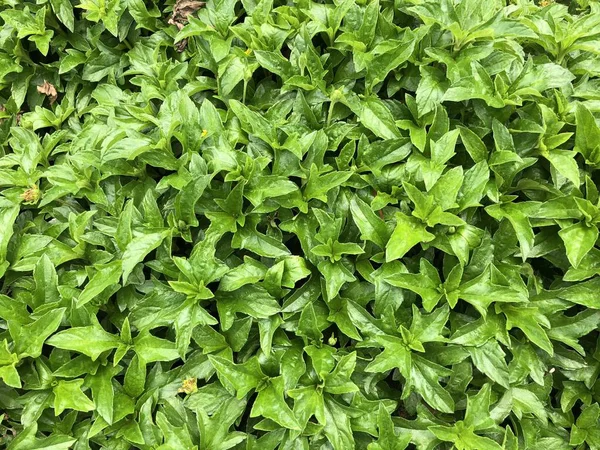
[201,129,208,137]
[178,377,198,394]
[328,333,337,346]
[21,185,40,204]
[330,89,343,102]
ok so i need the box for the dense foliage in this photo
[1,0,600,448]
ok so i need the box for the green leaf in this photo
[86,365,118,424]
[2,0,599,447]
[510,387,548,424]
[122,230,170,283]
[575,103,600,164]
[133,332,179,363]
[0,205,19,277]
[318,259,356,300]
[559,222,598,269]
[219,257,267,291]
[47,326,122,360]
[11,308,65,359]
[547,310,600,355]
[416,66,449,118]
[217,285,280,329]
[232,227,291,258]
[385,260,442,311]
[467,340,510,389]
[0,339,21,388]
[304,166,353,202]
[410,304,450,344]
[546,150,580,186]
[350,196,390,248]
[349,95,402,140]
[209,355,266,399]
[459,127,488,163]
[77,261,122,307]
[485,203,536,260]
[230,100,278,147]
[410,356,455,414]
[254,50,293,79]
[323,397,356,450]
[386,213,435,262]
[464,383,496,430]
[501,305,553,355]
[53,379,96,415]
[251,376,301,430]
[367,404,411,450]
[6,424,76,450]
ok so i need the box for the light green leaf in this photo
[47,326,122,361]
[122,230,170,283]
[386,213,435,262]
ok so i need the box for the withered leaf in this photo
[21,185,40,203]
[168,0,205,30]
[37,81,58,105]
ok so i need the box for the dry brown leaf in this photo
[168,0,205,30]
[168,0,205,51]
[175,39,189,53]
[37,81,58,105]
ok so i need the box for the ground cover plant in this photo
[1,0,600,448]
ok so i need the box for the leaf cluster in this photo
[1,0,600,449]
